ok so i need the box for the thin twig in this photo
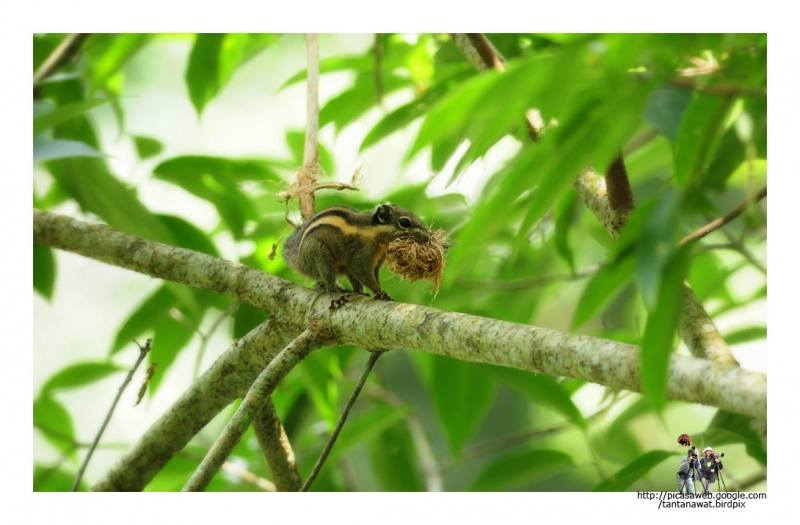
[465,33,505,72]
[33,33,91,86]
[301,351,382,492]
[299,33,321,220]
[72,338,151,491]
[679,187,767,246]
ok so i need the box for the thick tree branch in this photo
[35,209,766,423]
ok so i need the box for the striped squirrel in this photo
[284,204,430,307]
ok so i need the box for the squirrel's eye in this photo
[399,218,411,228]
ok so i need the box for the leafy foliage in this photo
[33,33,766,492]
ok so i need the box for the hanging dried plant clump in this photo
[386,229,450,296]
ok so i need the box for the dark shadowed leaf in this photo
[490,367,586,428]
[368,420,424,491]
[33,243,56,300]
[33,396,76,457]
[471,448,573,491]
[430,357,496,455]
[640,244,693,412]
[592,450,677,491]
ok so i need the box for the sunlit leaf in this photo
[41,361,127,395]
[132,135,164,159]
[84,33,152,92]
[724,326,766,346]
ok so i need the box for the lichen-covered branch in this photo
[183,327,328,491]
[35,209,764,420]
[253,398,303,492]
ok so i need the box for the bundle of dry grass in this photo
[385,229,450,296]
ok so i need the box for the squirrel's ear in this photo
[372,204,393,224]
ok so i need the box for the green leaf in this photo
[280,55,370,91]
[145,449,201,491]
[299,351,341,427]
[325,403,409,465]
[84,34,152,92]
[185,34,276,116]
[41,361,126,395]
[185,33,226,115]
[643,85,692,142]
[157,214,219,257]
[591,450,677,491]
[553,191,578,272]
[148,309,203,395]
[320,73,409,133]
[471,449,573,491]
[33,98,109,137]
[702,410,766,465]
[636,191,682,310]
[702,97,767,190]
[640,243,693,412]
[430,357,496,455]
[132,135,164,160]
[572,253,635,329]
[490,367,585,428]
[285,131,336,177]
[724,326,766,346]
[594,398,652,463]
[33,243,56,300]
[673,93,734,187]
[33,396,76,457]
[34,464,89,492]
[153,156,272,239]
[110,285,174,355]
[153,155,286,182]
[368,420,424,491]
[33,138,107,162]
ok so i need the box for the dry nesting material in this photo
[386,229,450,296]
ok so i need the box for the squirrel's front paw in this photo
[373,291,394,301]
[329,292,351,310]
